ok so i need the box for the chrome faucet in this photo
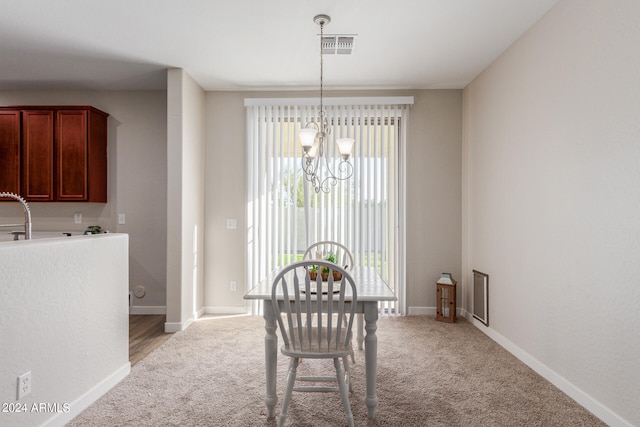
[0,192,32,240]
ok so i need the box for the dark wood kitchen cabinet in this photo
[56,108,108,202]
[0,111,21,197]
[0,106,108,202]
[22,110,54,201]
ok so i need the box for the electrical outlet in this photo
[118,213,126,225]
[74,213,82,224]
[17,371,31,400]
[230,281,237,292]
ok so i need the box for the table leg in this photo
[356,313,364,350]
[364,302,378,419]
[263,301,278,419]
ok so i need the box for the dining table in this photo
[244,265,397,419]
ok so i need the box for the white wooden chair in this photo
[302,241,354,270]
[272,260,357,427]
[302,241,356,362]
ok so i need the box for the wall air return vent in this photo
[321,34,356,55]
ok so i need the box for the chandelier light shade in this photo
[299,127,318,150]
[299,14,355,193]
[336,137,355,159]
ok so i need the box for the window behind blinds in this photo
[245,97,412,315]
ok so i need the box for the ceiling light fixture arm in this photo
[302,149,354,193]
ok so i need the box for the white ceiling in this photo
[0,0,560,91]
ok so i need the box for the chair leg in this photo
[344,314,356,363]
[342,355,352,393]
[279,357,299,427]
[334,358,354,427]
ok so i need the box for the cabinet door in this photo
[22,110,54,201]
[86,108,108,202]
[56,110,88,201]
[0,111,21,196]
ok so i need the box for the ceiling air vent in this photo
[321,34,356,55]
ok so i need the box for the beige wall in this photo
[463,0,640,424]
[406,90,462,312]
[203,89,462,313]
[0,91,167,309]
[204,92,248,311]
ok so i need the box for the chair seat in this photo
[281,326,352,358]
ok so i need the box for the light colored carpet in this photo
[68,315,605,426]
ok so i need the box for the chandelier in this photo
[299,14,355,194]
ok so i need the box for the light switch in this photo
[118,213,126,225]
[227,219,237,229]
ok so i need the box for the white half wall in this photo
[0,234,130,427]
[463,1,640,425]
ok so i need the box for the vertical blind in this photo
[245,97,412,315]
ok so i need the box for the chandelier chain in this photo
[299,14,354,194]
[319,18,323,122]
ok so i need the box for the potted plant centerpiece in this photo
[309,264,318,280]
[324,252,343,281]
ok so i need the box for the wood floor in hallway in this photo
[129,315,172,366]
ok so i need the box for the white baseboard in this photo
[44,362,130,427]
[164,319,193,333]
[408,306,463,317]
[129,305,166,315]
[163,310,208,333]
[461,311,631,427]
[408,306,435,315]
[204,305,249,315]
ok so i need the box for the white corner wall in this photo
[0,234,130,427]
[166,68,206,332]
[463,1,640,425]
